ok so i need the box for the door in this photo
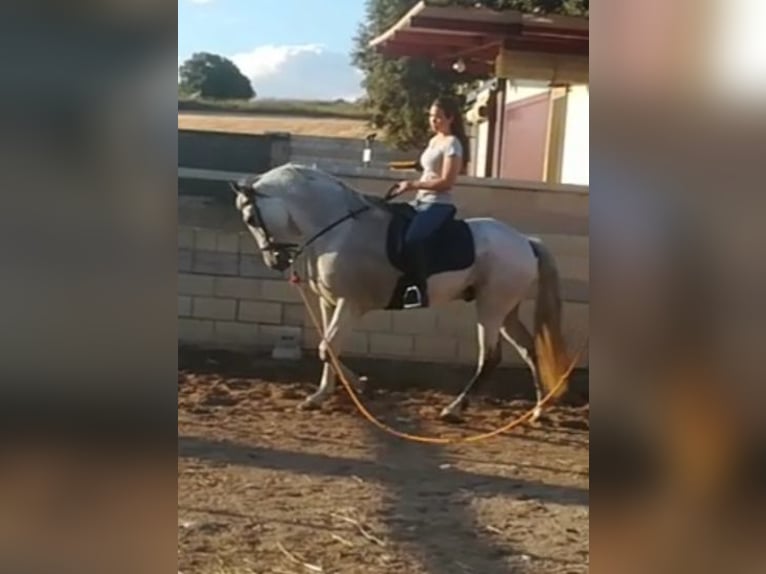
[499,92,551,181]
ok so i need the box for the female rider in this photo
[392,96,469,308]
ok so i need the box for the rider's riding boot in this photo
[403,242,429,309]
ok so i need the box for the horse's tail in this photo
[529,238,571,399]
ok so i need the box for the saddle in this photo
[383,202,476,309]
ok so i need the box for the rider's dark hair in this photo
[432,96,470,171]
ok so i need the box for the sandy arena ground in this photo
[178,349,589,574]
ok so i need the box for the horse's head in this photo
[230,176,300,272]
[232,164,365,270]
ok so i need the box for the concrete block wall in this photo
[178,227,588,368]
[178,88,594,369]
[289,135,414,170]
[178,129,415,174]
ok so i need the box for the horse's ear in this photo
[233,174,263,193]
[228,181,242,195]
[230,177,256,194]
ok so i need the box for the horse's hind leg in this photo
[501,307,545,422]
[439,311,504,424]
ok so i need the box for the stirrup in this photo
[402,285,424,309]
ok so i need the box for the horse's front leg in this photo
[300,297,355,409]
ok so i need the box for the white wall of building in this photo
[561,84,589,186]
[475,120,489,176]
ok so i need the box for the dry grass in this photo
[178,97,368,119]
[178,112,372,139]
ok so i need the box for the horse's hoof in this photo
[298,398,322,411]
[439,407,465,425]
[350,376,370,397]
[529,407,544,425]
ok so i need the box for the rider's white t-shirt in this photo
[415,135,463,205]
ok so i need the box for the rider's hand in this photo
[393,180,413,196]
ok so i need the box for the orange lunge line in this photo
[291,274,587,445]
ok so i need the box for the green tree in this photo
[448,0,587,16]
[352,0,588,149]
[179,52,255,100]
[352,0,474,150]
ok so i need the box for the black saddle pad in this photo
[385,203,475,277]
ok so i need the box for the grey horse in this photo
[232,163,572,422]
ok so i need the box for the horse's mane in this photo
[282,163,390,213]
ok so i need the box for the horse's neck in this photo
[286,184,367,245]
[295,190,390,254]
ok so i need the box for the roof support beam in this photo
[391,30,488,47]
[505,37,589,56]
[410,16,522,37]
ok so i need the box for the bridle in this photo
[230,181,298,270]
[231,179,399,272]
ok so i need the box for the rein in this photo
[289,203,372,264]
[283,183,399,269]
[234,178,399,271]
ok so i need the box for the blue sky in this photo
[179,0,368,100]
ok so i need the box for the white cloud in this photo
[231,44,364,101]
[232,44,324,79]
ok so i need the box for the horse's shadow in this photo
[364,407,586,573]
